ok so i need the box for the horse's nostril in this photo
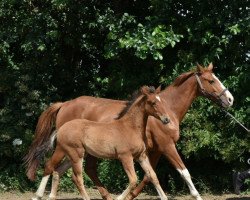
[228,98,232,103]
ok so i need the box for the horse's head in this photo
[195,63,234,108]
[141,86,170,124]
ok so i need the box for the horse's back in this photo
[56,96,126,128]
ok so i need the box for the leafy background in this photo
[0,0,249,194]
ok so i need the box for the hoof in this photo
[159,195,168,200]
[31,196,42,200]
[104,195,113,200]
[47,197,56,200]
[195,196,203,200]
[116,195,124,200]
[125,191,139,200]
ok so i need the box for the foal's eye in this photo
[151,101,156,106]
[208,80,215,84]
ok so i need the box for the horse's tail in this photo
[23,102,64,181]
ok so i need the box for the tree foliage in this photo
[0,0,249,193]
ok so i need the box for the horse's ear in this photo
[155,85,161,94]
[207,62,213,71]
[196,63,203,72]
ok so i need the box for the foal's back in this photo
[57,118,145,159]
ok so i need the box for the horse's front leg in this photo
[164,142,203,200]
[85,155,113,200]
[126,150,161,200]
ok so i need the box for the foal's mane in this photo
[172,69,196,87]
[116,86,155,119]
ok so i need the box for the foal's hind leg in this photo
[47,171,60,200]
[116,156,137,200]
[47,159,72,199]
[85,155,113,200]
[138,153,168,200]
[71,158,90,200]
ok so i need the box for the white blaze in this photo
[156,95,161,102]
[212,74,234,106]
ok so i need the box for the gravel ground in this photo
[0,189,250,200]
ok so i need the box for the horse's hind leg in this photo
[31,145,65,200]
[31,175,50,200]
[138,153,168,200]
[116,156,137,200]
[85,155,112,200]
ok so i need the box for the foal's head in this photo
[195,63,234,108]
[141,86,170,124]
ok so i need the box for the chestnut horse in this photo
[25,63,234,200]
[35,86,170,200]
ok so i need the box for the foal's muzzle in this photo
[160,115,170,125]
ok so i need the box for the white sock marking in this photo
[177,168,202,199]
[36,175,50,198]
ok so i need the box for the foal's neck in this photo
[121,97,148,136]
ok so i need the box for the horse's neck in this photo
[162,75,198,122]
[121,98,148,136]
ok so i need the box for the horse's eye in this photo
[209,80,215,84]
[152,101,156,106]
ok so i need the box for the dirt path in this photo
[0,189,250,200]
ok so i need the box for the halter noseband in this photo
[195,73,228,106]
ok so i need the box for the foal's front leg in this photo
[116,156,138,200]
[138,153,168,200]
[126,151,161,200]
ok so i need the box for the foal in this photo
[41,86,169,200]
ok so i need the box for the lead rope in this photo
[195,74,249,133]
[222,109,250,133]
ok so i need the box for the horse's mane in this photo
[116,86,155,119]
[172,69,197,87]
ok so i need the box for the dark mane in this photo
[172,70,196,87]
[115,86,155,119]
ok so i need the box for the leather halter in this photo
[195,73,228,106]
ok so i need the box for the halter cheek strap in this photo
[195,73,228,106]
[195,74,204,91]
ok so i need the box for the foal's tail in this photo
[23,102,64,181]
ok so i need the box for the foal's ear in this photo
[155,85,161,94]
[140,86,150,95]
[207,62,213,71]
[196,63,203,72]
